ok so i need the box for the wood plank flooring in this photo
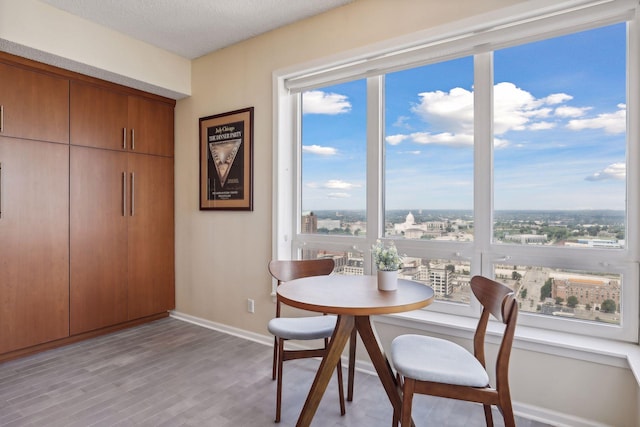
[0,317,551,426]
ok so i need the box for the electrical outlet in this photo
[247,298,255,313]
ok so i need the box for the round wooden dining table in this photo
[277,274,435,427]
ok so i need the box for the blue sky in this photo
[301,23,626,212]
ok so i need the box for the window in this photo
[493,25,627,248]
[301,80,367,236]
[275,0,640,342]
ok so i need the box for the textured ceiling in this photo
[38,0,353,59]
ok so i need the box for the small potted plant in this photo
[372,239,402,291]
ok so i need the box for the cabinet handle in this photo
[123,128,127,150]
[130,172,135,216]
[0,105,4,133]
[122,172,127,217]
[131,129,135,151]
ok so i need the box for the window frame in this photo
[273,0,640,342]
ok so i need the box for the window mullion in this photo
[365,75,383,274]
[474,52,494,276]
[627,14,640,261]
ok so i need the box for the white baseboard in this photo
[170,311,274,347]
[169,310,609,427]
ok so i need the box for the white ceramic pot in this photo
[377,269,398,291]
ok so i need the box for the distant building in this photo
[317,219,342,230]
[393,212,446,238]
[429,263,452,297]
[301,212,317,234]
[342,256,364,275]
[315,250,363,275]
[564,239,622,249]
[552,277,620,309]
[503,233,547,244]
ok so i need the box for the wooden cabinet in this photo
[128,96,174,157]
[0,52,175,360]
[69,82,127,151]
[70,148,174,334]
[0,137,69,354]
[0,62,69,144]
[127,153,175,319]
[70,146,129,335]
[70,81,174,156]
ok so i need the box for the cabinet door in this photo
[127,153,175,320]
[0,137,69,354]
[128,96,174,157]
[0,63,69,143]
[70,81,128,150]
[70,146,128,335]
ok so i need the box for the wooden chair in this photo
[268,259,355,423]
[390,275,518,427]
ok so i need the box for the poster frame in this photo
[199,107,254,211]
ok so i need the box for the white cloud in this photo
[493,82,567,133]
[525,107,553,119]
[542,93,573,105]
[327,192,351,199]
[407,82,574,142]
[391,81,623,150]
[323,179,361,190]
[393,115,412,130]
[585,162,626,181]
[409,131,474,147]
[555,106,591,118]
[494,137,509,149]
[302,145,337,155]
[303,90,351,115]
[386,134,409,146]
[411,87,474,134]
[567,105,626,134]
[528,121,556,131]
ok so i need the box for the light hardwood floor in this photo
[0,318,551,426]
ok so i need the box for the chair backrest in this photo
[269,259,335,317]
[471,275,517,325]
[469,275,518,390]
[268,258,335,284]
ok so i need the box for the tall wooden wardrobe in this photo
[0,52,175,361]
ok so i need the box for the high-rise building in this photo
[429,264,452,297]
[301,212,317,234]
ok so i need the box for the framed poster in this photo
[199,107,254,211]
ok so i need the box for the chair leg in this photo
[400,378,415,427]
[336,358,346,415]
[272,336,278,380]
[275,338,285,423]
[483,404,494,427]
[347,327,357,401]
[393,372,403,426]
[499,397,516,427]
[392,396,399,427]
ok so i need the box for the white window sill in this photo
[373,309,640,385]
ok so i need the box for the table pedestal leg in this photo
[347,327,357,401]
[296,315,355,427]
[355,316,404,424]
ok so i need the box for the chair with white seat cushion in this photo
[391,275,518,427]
[268,259,355,423]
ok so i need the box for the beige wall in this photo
[175,0,638,425]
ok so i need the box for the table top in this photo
[277,274,434,316]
